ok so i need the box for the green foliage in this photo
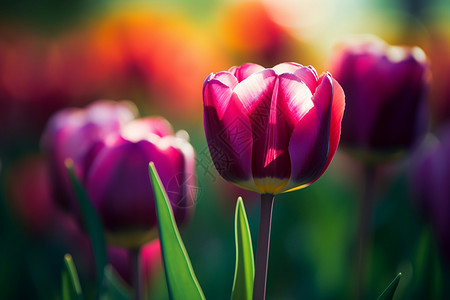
[231,197,254,300]
[61,254,82,300]
[148,162,205,300]
[103,266,132,300]
[66,160,107,295]
[377,273,401,300]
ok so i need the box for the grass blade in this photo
[62,254,83,300]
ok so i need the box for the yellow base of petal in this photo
[254,177,289,194]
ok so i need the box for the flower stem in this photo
[355,166,376,299]
[130,247,143,300]
[252,193,275,300]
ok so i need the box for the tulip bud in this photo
[329,35,429,164]
[203,62,345,194]
[85,117,196,248]
[41,100,137,211]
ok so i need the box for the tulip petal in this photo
[86,139,184,235]
[249,77,291,192]
[283,74,334,191]
[272,62,303,75]
[277,73,314,125]
[203,79,257,191]
[121,117,174,140]
[229,63,265,82]
[323,78,345,172]
[164,135,197,224]
[294,66,319,94]
[234,69,277,113]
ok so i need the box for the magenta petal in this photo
[249,77,292,185]
[229,63,265,82]
[86,139,184,233]
[272,62,303,75]
[234,69,277,113]
[122,117,174,139]
[294,66,319,94]
[284,74,334,190]
[210,71,239,89]
[203,80,257,190]
[277,73,314,125]
[203,78,236,119]
[322,78,345,172]
[164,135,197,224]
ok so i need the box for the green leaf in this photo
[377,273,402,300]
[103,265,132,300]
[148,162,205,300]
[66,160,107,294]
[231,197,254,300]
[62,254,83,300]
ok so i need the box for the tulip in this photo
[203,62,345,299]
[410,126,450,263]
[85,116,196,249]
[329,35,429,164]
[41,100,137,211]
[203,62,345,195]
[329,36,429,297]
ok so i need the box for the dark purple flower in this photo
[329,36,429,164]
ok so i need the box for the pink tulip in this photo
[85,117,196,248]
[41,100,137,211]
[203,62,345,194]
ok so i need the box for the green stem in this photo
[130,247,143,300]
[252,194,275,300]
[355,166,376,299]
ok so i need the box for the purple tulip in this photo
[203,62,345,194]
[85,117,196,248]
[41,100,137,210]
[329,36,429,164]
[410,125,450,262]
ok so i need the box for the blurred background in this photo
[1,0,450,299]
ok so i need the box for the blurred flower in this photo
[427,24,450,127]
[6,155,56,235]
[409,125,450,262]
[89,5,227,118]
[203,62,345,194]
[216,1,296,65]
[41,100,137,211]
[85,116,196,248]
[329,35,429,164]
[42,100,196,249]
[108,240,162,287]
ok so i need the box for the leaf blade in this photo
[103,265,132,300]
[66,160,107,294]
[62,254,83,300]
[148,162,205,300]
[377,273,402,300]
[231,197,254,300]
